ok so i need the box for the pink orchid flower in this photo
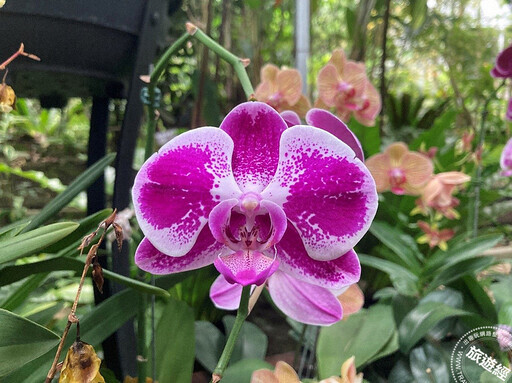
[491,45,512,121]
[133,102,377,324]
[500,137,512,176]
[317,50,381,126]
[421,171,470,219]
[255,64,311,117]
[365,142,433,195]
[417,221,454,251]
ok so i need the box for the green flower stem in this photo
[137,291,148,381]
[212,285,251,381]
[471,79,506,238]
[187,23,255,99]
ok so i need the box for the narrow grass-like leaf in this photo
[21,153,115,233]
[0,222,79,265]
[0,256,170,298]
[1,274,47,311]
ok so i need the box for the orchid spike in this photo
[133,102,377,323]
[365,142,433,195]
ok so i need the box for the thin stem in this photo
[0,43,40,70]
[187,23,254,99]
[211,285,251,382]
[472,80,506,238]
[137,291,148,382]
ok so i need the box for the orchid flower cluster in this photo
[133,102,377,325]
[254,49,381,127]
[365,142,470,250]
[251,356,362,383]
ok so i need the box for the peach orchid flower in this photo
[421,172,470,219]
[365,142,433,195]
[417,221,454,251]
[255,64,311,117]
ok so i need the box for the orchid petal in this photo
[220,102,288,192]
[135,227,223,274]
[262,126,378,261]
[401,152,433,189]
[354,81,381,127]
[214,250,279,286]
[386,142,408,166]
[435,171,471,185]
[277,69,302,106]
[281,110,301,127]
[254,81,276,104]
[337,284,364,317]
[260,200,288,248]
[274,361,301,382]
[281,94,312,117]
[251,370,280,383]
[328,49,347,74]
[496,45,512,77]
[306,108,364,161]
[276,225,360,289]
[500,137,512,173]
[208,198,239,244]
[260,63,280,83]
[364,153,391,192]
[317,64,341,107]
[132,127,240,256]
[209,274,243,310]
[267,271,342,325]
[343,61,367,95]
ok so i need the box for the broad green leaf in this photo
[370,221,422,271]
[0,256,170,298]
[365,330,399,366]
[498,301,512,327]
[151,297,195,383]
[0,309,60,377]
[421,288,462,341]
[490,275,512,311]
[398,301,470,353]
[358,254,419,296]
[194,321,224,372]
[410,343,449,383]
[392,294,418,327]
[223,315,268,365]
[427,257,495,292]
[388,359,415,383]
[21,153,116,233]
[423,234,502,276]
[317,304,396,378]
[0,222,79,264]
[3,289,140,382]
[42,209,112,253]
[0,220,29,240]
[349,119,381,157]
[220,358,273,383]
[460,276,497,323]
[1,274,47,311]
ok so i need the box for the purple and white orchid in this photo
[133,102,377,325]
[500,137,512,177]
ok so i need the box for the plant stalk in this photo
[211,285,251,382]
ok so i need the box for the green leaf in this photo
[345,6,356,40]
[358,254,419,296]
[460,275,497,323]
[21,153,116,233]
[410,343,449,383]
[427,257,495,292]
[423,234,502,276]
[0,256,170,298]
[1,274,47,311]
[392,294,418,327]
[349,120,381,157]
[0,220,29,240]
[398,301,470,353]
[317,304,396,378]
[0,222,79,265]
[0,309,60,377]
[365,331,399,365]
[370,221,422,271]
[42,209,112,253]
[3,289,140,382]
[194,321,224,372]
[151,297,195,383]
[223,315,268,365]
[220,359,273,383]
[498,301,512,327]
[388,359,415,383]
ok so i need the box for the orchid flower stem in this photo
[211,285,251,382]
[471,79,506,238]
[137,291,148,381]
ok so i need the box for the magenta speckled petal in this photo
[210,274,243,310]
[281,110,301,127]
[267,271,342,325]
[135,228,223,274]
[496,45,512,77]
[208,198,239,244]
[214,250,279,286]
[262,125,378,261]
[276,225,360,289]
[220,102,288,192]
[306,108,364,161]
[132,127,241,256]
[500,137,512,175]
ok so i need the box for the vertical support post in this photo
[295,0,310,95]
